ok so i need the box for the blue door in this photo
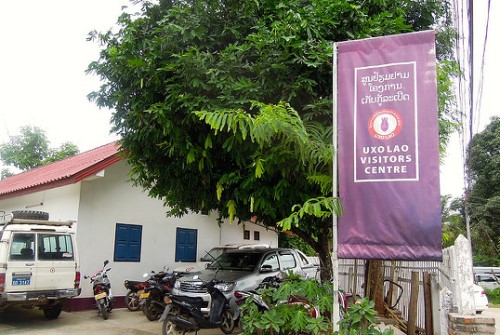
[175,228,197,262]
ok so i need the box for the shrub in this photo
[238,274,393,335]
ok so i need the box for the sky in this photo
[0,0,498,198]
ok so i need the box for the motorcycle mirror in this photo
[103,260,109,266]
[84,275,89,279]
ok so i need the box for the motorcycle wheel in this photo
[143,299,161,321]
[125,291,141,311]
[98,300,108,320]
[220,309,235,334]
[162,314,177,335]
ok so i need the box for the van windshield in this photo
[207,252,262,271]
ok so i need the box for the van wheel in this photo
[43,304,62,319]
[12,210,49,220]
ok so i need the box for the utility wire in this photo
[474,0,492,134]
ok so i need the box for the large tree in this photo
[466,116,500,265]
[0,126,79,174]
[87,0,457,279]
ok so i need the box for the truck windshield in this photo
[207,252,262,271]
[200,247,225,262]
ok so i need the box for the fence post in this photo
[423,272,434,335]
[407,271,419,335]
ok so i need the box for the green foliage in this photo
[0,126,79,173]
[239,275,333,335]
[86,0,458,280]
[278,232,316,256]
[335,299,393,335]
[238,276,393,335]
[441,195,466,248]
[485,287,500,306]
[466,117,500,260]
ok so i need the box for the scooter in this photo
[141,268,178,321]
[159,278,235,335]
[85,260,113,320]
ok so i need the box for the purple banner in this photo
[337,31,442,260]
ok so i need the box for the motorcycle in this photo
[159,278,235,335]
[124,278,148,312]
[85,260,113,320]
[124,268,169,312]
[141,268,178,321]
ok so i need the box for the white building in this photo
[0,142,278,310]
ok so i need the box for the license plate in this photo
[140,292,150,299]
[12,277,30,286]
[94,292,107,300]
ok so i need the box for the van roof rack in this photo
[0,213,74,230]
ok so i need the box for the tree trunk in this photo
[365,260,385,313]
[291,221,332,281]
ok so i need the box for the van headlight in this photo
[215,282,236,293]
[174,281,181,289]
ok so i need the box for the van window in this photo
[38,234,74,260]
[10,233,35,260]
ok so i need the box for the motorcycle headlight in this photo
[214,282,236,293]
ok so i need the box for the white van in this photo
[0,211,81,319]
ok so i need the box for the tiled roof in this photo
[0,142,121,200]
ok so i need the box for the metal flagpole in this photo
[331,41,340,332]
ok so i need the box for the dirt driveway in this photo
[0,307,225,335]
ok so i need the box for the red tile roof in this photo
[0,142,121,200]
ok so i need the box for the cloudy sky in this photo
[0,0,498,198]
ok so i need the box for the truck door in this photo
[36,233,76,291]
[6,233,37,292]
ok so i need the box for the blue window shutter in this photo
[175,228,197,262]
[114,224,142,262]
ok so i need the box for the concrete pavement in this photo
[2,305,498,335]
[0,307,226,335]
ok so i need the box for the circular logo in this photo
[368,108,403,140]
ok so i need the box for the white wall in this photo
[77,161,278,298]
[0,184,81,222]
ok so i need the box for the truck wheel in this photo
[12,210,49,220]
[43,304,62,319]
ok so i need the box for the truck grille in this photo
[179,281,207,293]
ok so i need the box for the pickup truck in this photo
[172,247,319,313]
